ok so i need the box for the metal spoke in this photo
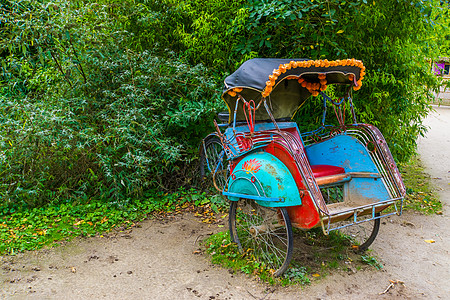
[229,199,293,276]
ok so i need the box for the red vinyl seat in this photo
[311,164,345,178]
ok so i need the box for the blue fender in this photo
[224,151,302,207]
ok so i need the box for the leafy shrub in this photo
[0,0,223,211]
[121,0,244,70]
[230,0,359,59]
[0,49,222,208]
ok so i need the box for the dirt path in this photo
[1,106,449,300]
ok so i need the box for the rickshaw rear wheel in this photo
[337,213,380,251]
[199,136,228,192]
[229,199,293,277]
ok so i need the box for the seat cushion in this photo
[311,164,345,178]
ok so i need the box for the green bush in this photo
[0,0,223,211]
[123,0,244,70]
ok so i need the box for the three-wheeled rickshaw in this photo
[200,58,406,276]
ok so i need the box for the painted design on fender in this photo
[242,159,261,173]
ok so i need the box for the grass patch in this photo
[0,188,221,256]
[399,155,442,214]
[204,231,289,286]
[360,254,383,270]
[204,228,377,286]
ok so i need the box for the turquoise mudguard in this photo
[224,151,302,207]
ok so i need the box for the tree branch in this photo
[68,39,87,84]
[50,50,73,87]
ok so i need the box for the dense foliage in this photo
[0,0,447,211]
[0,0,222,211]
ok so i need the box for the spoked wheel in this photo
[199,136,228,191]
[337,213,380,251]
[229,199,293,277]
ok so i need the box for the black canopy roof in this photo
[222,58,364,122]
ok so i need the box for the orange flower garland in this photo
[261,59,366,98]
[227,87,243,97]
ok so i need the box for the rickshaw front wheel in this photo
[229,199,293,277]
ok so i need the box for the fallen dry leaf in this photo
[424,239,435,244]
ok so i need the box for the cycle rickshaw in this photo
[200,58,405,276]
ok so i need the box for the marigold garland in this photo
[261,59,365,97]
[227,87,243,97]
